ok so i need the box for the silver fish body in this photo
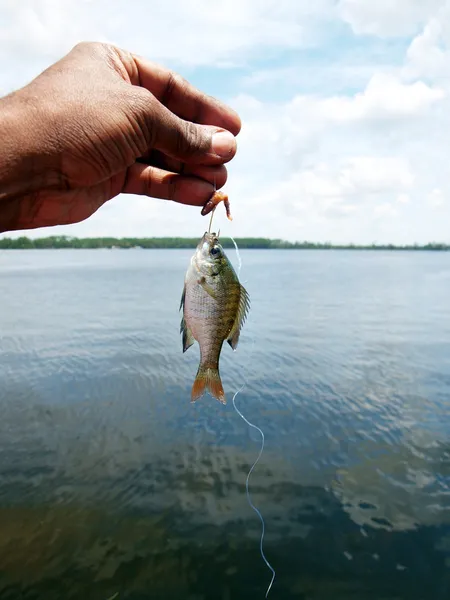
[180,232,250,403]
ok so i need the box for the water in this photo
[0,248,449,600]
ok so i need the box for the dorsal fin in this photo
[227,284,250,350]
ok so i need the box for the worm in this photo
[201,191,232,221]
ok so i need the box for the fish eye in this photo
[210,246,221,256]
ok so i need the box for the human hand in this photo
[0,42,241,232]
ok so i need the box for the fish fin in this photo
[180,284,186,311]
[191,366,226,404]
[180,316,195,353]
[227,284,250,350]
[197,277,218,300]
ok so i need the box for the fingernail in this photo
[201,200,213,216]
[211,130,235,158]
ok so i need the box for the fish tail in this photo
[191,365,226,404]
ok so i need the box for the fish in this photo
[180,231,250,404]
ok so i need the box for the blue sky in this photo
[1,0,449,243]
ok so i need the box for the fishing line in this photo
[208,206,216,234]
[229,235,276,598]
[208,176,217,234]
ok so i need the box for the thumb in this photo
[139,93,238,165]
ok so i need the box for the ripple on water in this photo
[1,249,450,598]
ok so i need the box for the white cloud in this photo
[0,0,334,71]
[0,0,108,58]
[297,157,414,202]
[338,157,414,192]
[232,75,444,164]
[338,0,444,37]
[222,74,449,243]
[231,72,443,180]
[321,73,445,121]
[427,188,445,207]
[245,156,413,222]
[373,202,399,218]
[241,62,392,95]
[405,20,448,80]
[403,3,450,84]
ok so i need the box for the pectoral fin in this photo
[180,284,186,311]
[180,315,195,353]
[227,284,250,350]
[179,285,194,352]
[198,277,218,300]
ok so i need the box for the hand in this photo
[0,42,241,233]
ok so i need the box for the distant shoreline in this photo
[0,236,449,251]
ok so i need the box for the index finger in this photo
[128,53,241,135]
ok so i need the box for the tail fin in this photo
[191,366,226,404]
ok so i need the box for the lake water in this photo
[0,248,449,600]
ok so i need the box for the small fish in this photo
[180,232,250,404]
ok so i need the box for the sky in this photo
[1,0,450,244]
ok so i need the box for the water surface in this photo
[1,249,449,599]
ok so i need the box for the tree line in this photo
[0,236,449,251]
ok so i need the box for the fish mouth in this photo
[200,232,219,246]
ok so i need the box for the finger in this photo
[179,164,227,189]
[126,51,241,135]
[137,151,227,186]
[74,43,241,134]
[123,163,220,206]
[142,94,238,165]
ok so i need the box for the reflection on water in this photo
[0,249,449,599]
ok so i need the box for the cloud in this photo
[338,157,414,192]
[231,74,442,189]
[427,189,445,207]
[321,73,445,121]
[232,73,445,166]
[222,73,448,243]
[403,3,450,84]
[0,0,335,70]
[338,0,444,37]
[1,0,450,244]
[373,202,399,218]
[0,0,108,58]
[245,156,413,222]
[405,20,448,80]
